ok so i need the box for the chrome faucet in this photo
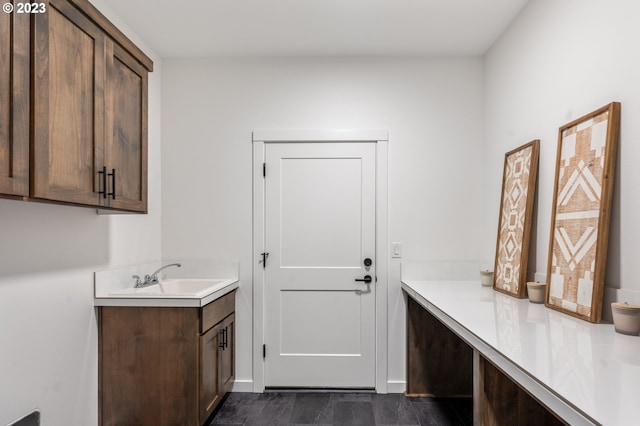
[133,263,182,288]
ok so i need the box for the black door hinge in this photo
[263,344,266,359]
[263,163,266,177]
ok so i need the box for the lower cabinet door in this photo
[200,323,222,424]
[219,314,235,394]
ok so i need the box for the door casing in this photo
[252,129,389,393]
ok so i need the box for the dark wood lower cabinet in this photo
[479,357,565,426]
[199,313,235,424]
[218,314,235,394]
[199,320,222,424]
[406,296,473,397]
[99,290,235,426]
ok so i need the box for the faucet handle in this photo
[132,275,142,287]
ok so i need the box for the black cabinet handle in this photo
[98,166,107,198]
[107,168,116,200]
[218,327,229,350]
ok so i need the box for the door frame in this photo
[252,129,389,393]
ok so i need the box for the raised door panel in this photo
[219,314,235,394]
[32,0,105,206]
[200,323,222,425]
[104,40,148,212]
[0,4,29,196]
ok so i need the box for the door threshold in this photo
[264,387,376,394]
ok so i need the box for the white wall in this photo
[483,0,640,318]
[0,1,162,424]
[8,0,636,419]
[161,57,484,389]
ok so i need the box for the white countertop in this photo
[402,280,640,426]
[94,260,239,307]
[94,279,239,307]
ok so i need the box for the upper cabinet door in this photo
[104,40,148,213]
[31,0,105,206]
[0,4,29,197]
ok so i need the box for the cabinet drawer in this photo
[201,290,235,333]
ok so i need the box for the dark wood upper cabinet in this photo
[32,0,106,206]
[104,40,148,212]
[1,0,152,212]
[0,4,30,197]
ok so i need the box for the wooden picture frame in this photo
[545,102,621,323]
[493,140,540,298]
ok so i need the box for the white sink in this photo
[109,278,229,298]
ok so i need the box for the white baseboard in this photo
[230,379,254,393]
[386,380,406,394]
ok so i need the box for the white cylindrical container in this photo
[611,302,640,336]
[527,282,546,304]
[480,270,493,287]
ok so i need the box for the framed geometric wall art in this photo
[545,102,621,323]
[493,140,540,298]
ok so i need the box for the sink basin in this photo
[109,278,229,298]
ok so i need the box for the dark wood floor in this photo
[207,392,473,425]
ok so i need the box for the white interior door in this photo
[264,142,376,388]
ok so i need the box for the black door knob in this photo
[355,275,372,283]
[364,258,372,267]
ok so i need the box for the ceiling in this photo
[105,0,529,59]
